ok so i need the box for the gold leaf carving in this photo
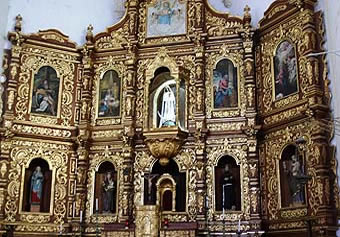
[12,124,71,138]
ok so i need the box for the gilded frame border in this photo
[92,59,126,126]
[205,49,245,118]
[95,69,123,121]
[28,65,63,120]
[145,0,188,39]
[210,57,241,112]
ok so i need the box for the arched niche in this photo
[213,58,238,109]
[144,159,186,212]
[30,66,60,116]
[215,155,241,211]
[273,40,299,100]
[145,50,188,131]
[279,144,306,208]
[148,66,187,129]
[22,158,52,213]
[97,70,121,118]
[94,161,117,214]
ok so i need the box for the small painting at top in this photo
[147,0,186,38]
[274,40,298,100]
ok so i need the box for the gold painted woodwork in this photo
[0,0,337,236]
[135,205,159,237]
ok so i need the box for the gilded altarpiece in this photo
[257,0,339,236]
[0,0,338,236]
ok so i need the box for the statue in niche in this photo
[283,155,306,206]
[102,172,115,213]
[30,166,44,211]
[158,85,176,127]
[221,164,235,210]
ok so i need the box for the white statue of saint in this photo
[158,85,176,127]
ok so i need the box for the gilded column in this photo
[73,25,94,226]
[0,15,24,223]
[122,0,139,222]
[191,0,207,224]
[241,6,262,230]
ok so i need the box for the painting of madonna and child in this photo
[213,59,238,109]
[31,66,60,116]
[98,70,121,118]
[147,0,186,38]
[273,40,298,100]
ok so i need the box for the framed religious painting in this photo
[273,40,299,100]
[30,66,60,116]
[97,70,121,118]
[212,59,238,109]
[146,0,187,38]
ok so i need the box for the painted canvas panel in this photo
[213,59,238,109]
[31,66,60,116]
[273,40,298,100]
[147,0,186,38]
[98,70,121,118]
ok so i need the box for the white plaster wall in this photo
[0,0,9,75]
[5,0,125,48]
[3,0,274,48]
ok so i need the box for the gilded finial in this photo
[15,14,23,32]
[86,24,94,43]
[244,5,251,18]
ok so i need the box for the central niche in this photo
[143,51,188,167]
[149,67,186,129]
